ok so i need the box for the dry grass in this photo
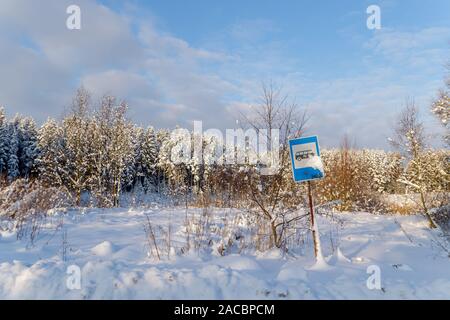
[0,179,73,244]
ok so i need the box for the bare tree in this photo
[390,100,437,228]
[241,82,309,248]
[431,62,450,147]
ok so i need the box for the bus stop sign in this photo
[289,135,324,182]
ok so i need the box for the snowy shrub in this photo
[143,213,164,260]
[182,207,215,254]
[316,147,371,211]
[157,126,191,195]
[0,178,30,214]
[0,179,72,245]
[314,147,403,212]
[0,179,73,219]
[313,141,445,214]
[359,149,403,194]
[403,150,449,193]
[382,194,420,214]
[433,203,450,235]
[178,206,298,256]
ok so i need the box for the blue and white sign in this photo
[289,135,324,182]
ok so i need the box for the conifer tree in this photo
[7,120,20,182]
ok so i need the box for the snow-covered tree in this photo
[7,119,20,182]
[390,101,437,228]
[361,149,402,194]
[36,118,66,187]
[18,117,39,179]
[0,107,8,178]
[431,64,449,146]
[122,126,142,192]
[404,149,448,193]
[157,126,191,193]
[141,126,159,192]
[155,129,170,192]
[91,96,134,206]
[62,88,93,205]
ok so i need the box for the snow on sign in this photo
[289,135,324,182]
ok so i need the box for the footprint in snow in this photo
[392,264,413,271]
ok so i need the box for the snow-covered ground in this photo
[0,207,449,299]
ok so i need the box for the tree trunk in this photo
[419,189,437,229]
[271,221,280,248]
[76,188,81,206]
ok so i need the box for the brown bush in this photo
[0,179,73,219]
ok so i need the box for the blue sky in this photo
[99,0,449,75]
[0,0,449,148]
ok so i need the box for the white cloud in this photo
[365,27,450,66]
[0,0,239,129]
[82,70,160,100]
[0,1,447,149]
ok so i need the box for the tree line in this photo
[0,83,448,213]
